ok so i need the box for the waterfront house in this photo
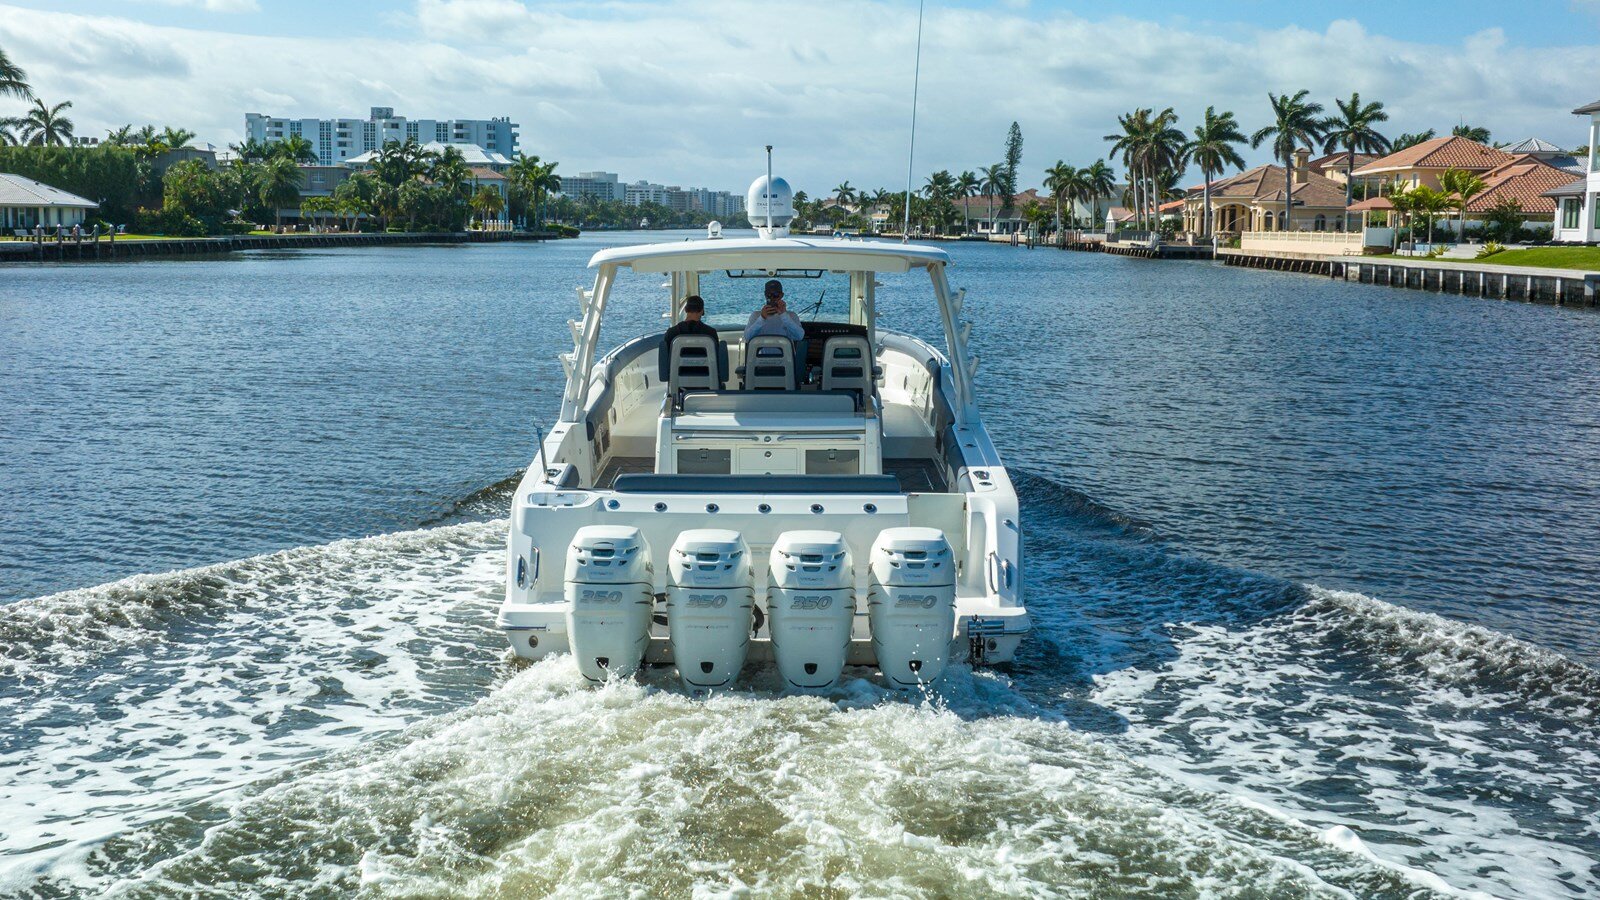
[1307,151,1378,186]
[1547,100,1600,243]
[1179,149,1348,233]
[468,167,510,222]
[345,141,514,174]
[1350,136,1513,194]
[0,173,98,231]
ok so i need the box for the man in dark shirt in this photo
[658,294,726,384]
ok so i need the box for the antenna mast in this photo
[765,144,774,233]
[902,0,925,242]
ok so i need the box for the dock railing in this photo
[1240,231,1381,256]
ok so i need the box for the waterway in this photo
[1,233,1596,897]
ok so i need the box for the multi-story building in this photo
[624,180,672,207]
[557,171,744,217]
[558,171,625,202]
[1550,100,1600,243]
[244,107,519,166]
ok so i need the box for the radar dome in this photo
[746,175,794,233]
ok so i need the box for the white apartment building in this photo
[559,171,625,202]
[624,180,672,207]
[244,107,519,166]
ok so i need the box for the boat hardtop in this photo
[497,174,1028,692]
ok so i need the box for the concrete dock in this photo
[1219,249,1600,307]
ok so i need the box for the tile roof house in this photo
[1180,149,1351,234]
[1308,151,1378,185]
[0,173,99,230]
[1465,155,1574,216]
[1350,136,1515,191]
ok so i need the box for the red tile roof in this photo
[468,167,506,180]
[1352,136,1514,175]
[1461,156,1574,214]
[1347,196,1394,212]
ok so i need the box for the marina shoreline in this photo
[0,228,567,263]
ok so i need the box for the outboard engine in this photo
[564,526,654,683]
[766,531,855,690]
[868,528,957,688]
[667,529,754,694]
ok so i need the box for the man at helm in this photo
[743,279,805,342]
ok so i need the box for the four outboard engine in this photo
[766,531,856,690]
[868,528,957,688]
[666,529,754,694]
[564,525,654,683]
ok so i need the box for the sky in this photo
[2,0,1598,195]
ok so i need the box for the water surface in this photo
[1,235,1597,897]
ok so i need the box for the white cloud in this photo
[138,0,260,12]
[0,1,1595,194]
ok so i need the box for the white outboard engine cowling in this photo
[868,528,957,688]
[564,525,654,683]
[667,529,754,694]
[766,531,855,690]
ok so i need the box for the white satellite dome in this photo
[746,174,794,236]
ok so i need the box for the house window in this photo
[1314,214,1326,231]
[1593,194,1600,228]
[1563,198,1581,229]
[1263,211,1274,231]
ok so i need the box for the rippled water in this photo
[2,235,1597,897]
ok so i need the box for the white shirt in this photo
[744,308,805,341]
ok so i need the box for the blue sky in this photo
[2,0,1597,192]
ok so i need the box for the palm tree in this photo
[527,160,561,228]
[272,133,318,165]
[955,170,979,201]
[160,127,196,150]
[1407,185,1451,246]
[922,170,956,234]
[229,137,271,162]
[979,163,1005,231]
[832,181,856,212]
[1451,123,1491,144]
[470,184,505,226]
[104,124,139,147]
[1142,108,1186,230]
[20,99,74,146]
[258,156,302,229]
[1321,93,1390,229]
[0,46,30,100]
[1105,108,1150,228]
[1082,159,1115,226]
[1182,107,1247,238]
[1043,161,1076,233]
[0,117,20,146]
[1250,89,1327,231]
[1392,130,1436,151]
[1439,167,1486,242]
[429,145,472,202]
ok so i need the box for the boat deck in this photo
[594,457,946,493]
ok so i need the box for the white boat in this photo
[497,174,1028,692]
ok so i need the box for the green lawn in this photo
[1478,246,1600,271]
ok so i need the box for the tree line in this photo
[800,91,1519,240]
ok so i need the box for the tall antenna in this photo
[765,144,774,233]
[902,0,925,242]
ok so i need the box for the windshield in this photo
[696,269,853,330]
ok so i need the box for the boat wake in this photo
[0,472,1594,897]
